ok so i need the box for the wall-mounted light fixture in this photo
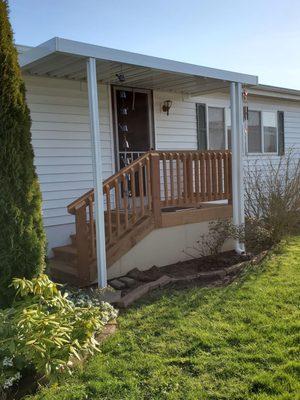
[162,100,172,116]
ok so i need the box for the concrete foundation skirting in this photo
[108,220,235,279]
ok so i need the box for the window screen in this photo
[263,112,277,153]
[225,108,231,150]
[208,107,225,150]
[248,110,262,153]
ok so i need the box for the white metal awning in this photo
[19,37,258,96]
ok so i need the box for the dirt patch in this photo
[159,251,251,277]
[109,251,252,295]
[113,251,268,308]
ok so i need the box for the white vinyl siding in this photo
[25,75,114,228]
[153,91,198,150]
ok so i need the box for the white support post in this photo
[236,82,246,239]
[230,82,245,253]
[87,57,107,287]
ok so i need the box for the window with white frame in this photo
[196,104,283,154]
[208,107,225,150]
[247,110,277,154]
[225,108,231,149]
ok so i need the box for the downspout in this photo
[230,82,245,255]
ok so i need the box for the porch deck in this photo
[51,150,232,286]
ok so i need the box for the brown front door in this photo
[113,87,153,170]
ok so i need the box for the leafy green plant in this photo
[0,0,46,307]
[0,274,117,395]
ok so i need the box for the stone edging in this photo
[115,250,270,308]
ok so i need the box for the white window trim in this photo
[246,109,278,156]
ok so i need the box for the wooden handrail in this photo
[67,151,151,214]
[66,149,232,283]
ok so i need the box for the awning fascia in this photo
[19,37,258,86]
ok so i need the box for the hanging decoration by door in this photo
[118,90,130,168]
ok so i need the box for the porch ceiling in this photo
[19,37,258,96]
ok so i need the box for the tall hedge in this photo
[0,0,46,306]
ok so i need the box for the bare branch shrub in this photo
[244,149,300,246]
[185,219,243,258]
[188,151,300,259]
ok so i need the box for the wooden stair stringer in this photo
[88,215,156,282]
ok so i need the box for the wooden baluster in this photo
[206,152,212,201]
[211,152,217,200]
[114,180,121,237]
[88,196,95,258]
[195,152,200,204]
[169,153,175,205]
[183,153,188,204]
[130,168,137,223]
[176,153,181,205]
[150,153,162,227]
[224,152,229,200]
[217,152,223,199]
[121,174,129,230]
[138,162,145,217]
[75,205,90,285]
[162,153,168,206]
[228,152,233,203]
[186,152,194,203]
[200,152,205,201]
[146,156,152,210]
[105,184,112,244]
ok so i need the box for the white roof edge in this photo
[19,37,57,67]
[248,84,300,102]
[256,84,300,97]
[19,36,258,85]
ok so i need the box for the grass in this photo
[28,238,300,400]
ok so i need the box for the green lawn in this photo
[29,238,300,400]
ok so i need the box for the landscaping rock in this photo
[126,268,141,280]
[101,290,122,304]
[116,275,172,308]
[127,265,164,282]
[109,279,126,290]
[119,276,136,288]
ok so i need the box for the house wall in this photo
[153,90,300,157]
[24,75,114,252]
[23,75,300,255]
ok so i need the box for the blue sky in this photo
[9,0,300,89]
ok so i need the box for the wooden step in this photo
[52,244,78,265]
[52,215,154,287]
[49,259,80,286]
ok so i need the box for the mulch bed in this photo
[108,250,269,308]
[110,251,251,291]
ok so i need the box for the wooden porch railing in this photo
[159,150,232,206]
[67,150,232,278]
